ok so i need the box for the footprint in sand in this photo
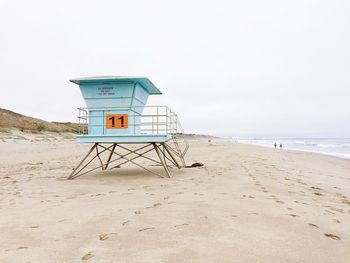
[99,233,117,241]
[324,233,341,240]
[286,214,299,218]
[336,193,347,198]
[308,223,319,228]
[139,227,155,232]
[329,207,344,213]
[134,210,142,215]
[242,195,255,199]
[146,203,162,208]
[311,186,322,190]
[122,220,130,226]
[17,246,29,250]
[81,252,94,260]
[174,223,189,228]
[276,200,284,204]
[324,210,336,215]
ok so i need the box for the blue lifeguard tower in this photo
[68,76,188,179]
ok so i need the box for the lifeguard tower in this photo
[68,76,189,179]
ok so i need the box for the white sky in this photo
[0,0,349,137]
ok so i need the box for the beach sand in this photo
[0,131,349,262]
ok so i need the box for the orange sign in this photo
[106,114,128,129]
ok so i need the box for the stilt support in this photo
[67,141,185,180]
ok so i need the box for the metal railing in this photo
[77,105,189,165]
[77,105,183,136]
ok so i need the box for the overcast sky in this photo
[1,0,349,137]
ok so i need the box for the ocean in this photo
[235,138,350,160]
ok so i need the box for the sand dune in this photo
[0,131,350,262]
[0,108,80,133]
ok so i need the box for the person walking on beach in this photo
[280,143,282,149]
[274,143,277,149]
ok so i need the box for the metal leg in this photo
[96,144,104,170]
[157,144,177,167]
[68,144,114,180]
[164,143,181,169]
[68,142,177,180]
[173,139,186,167]
[165,141,186,167]
[104,143,116,170]
[68,143,97,180]
[153,143,171,178]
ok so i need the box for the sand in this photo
[0,131,350,262]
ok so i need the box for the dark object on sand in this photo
[186,162,204,168]
[208,139,211,142]
[324,233,341,240]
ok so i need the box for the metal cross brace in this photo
[67,142,182,180]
